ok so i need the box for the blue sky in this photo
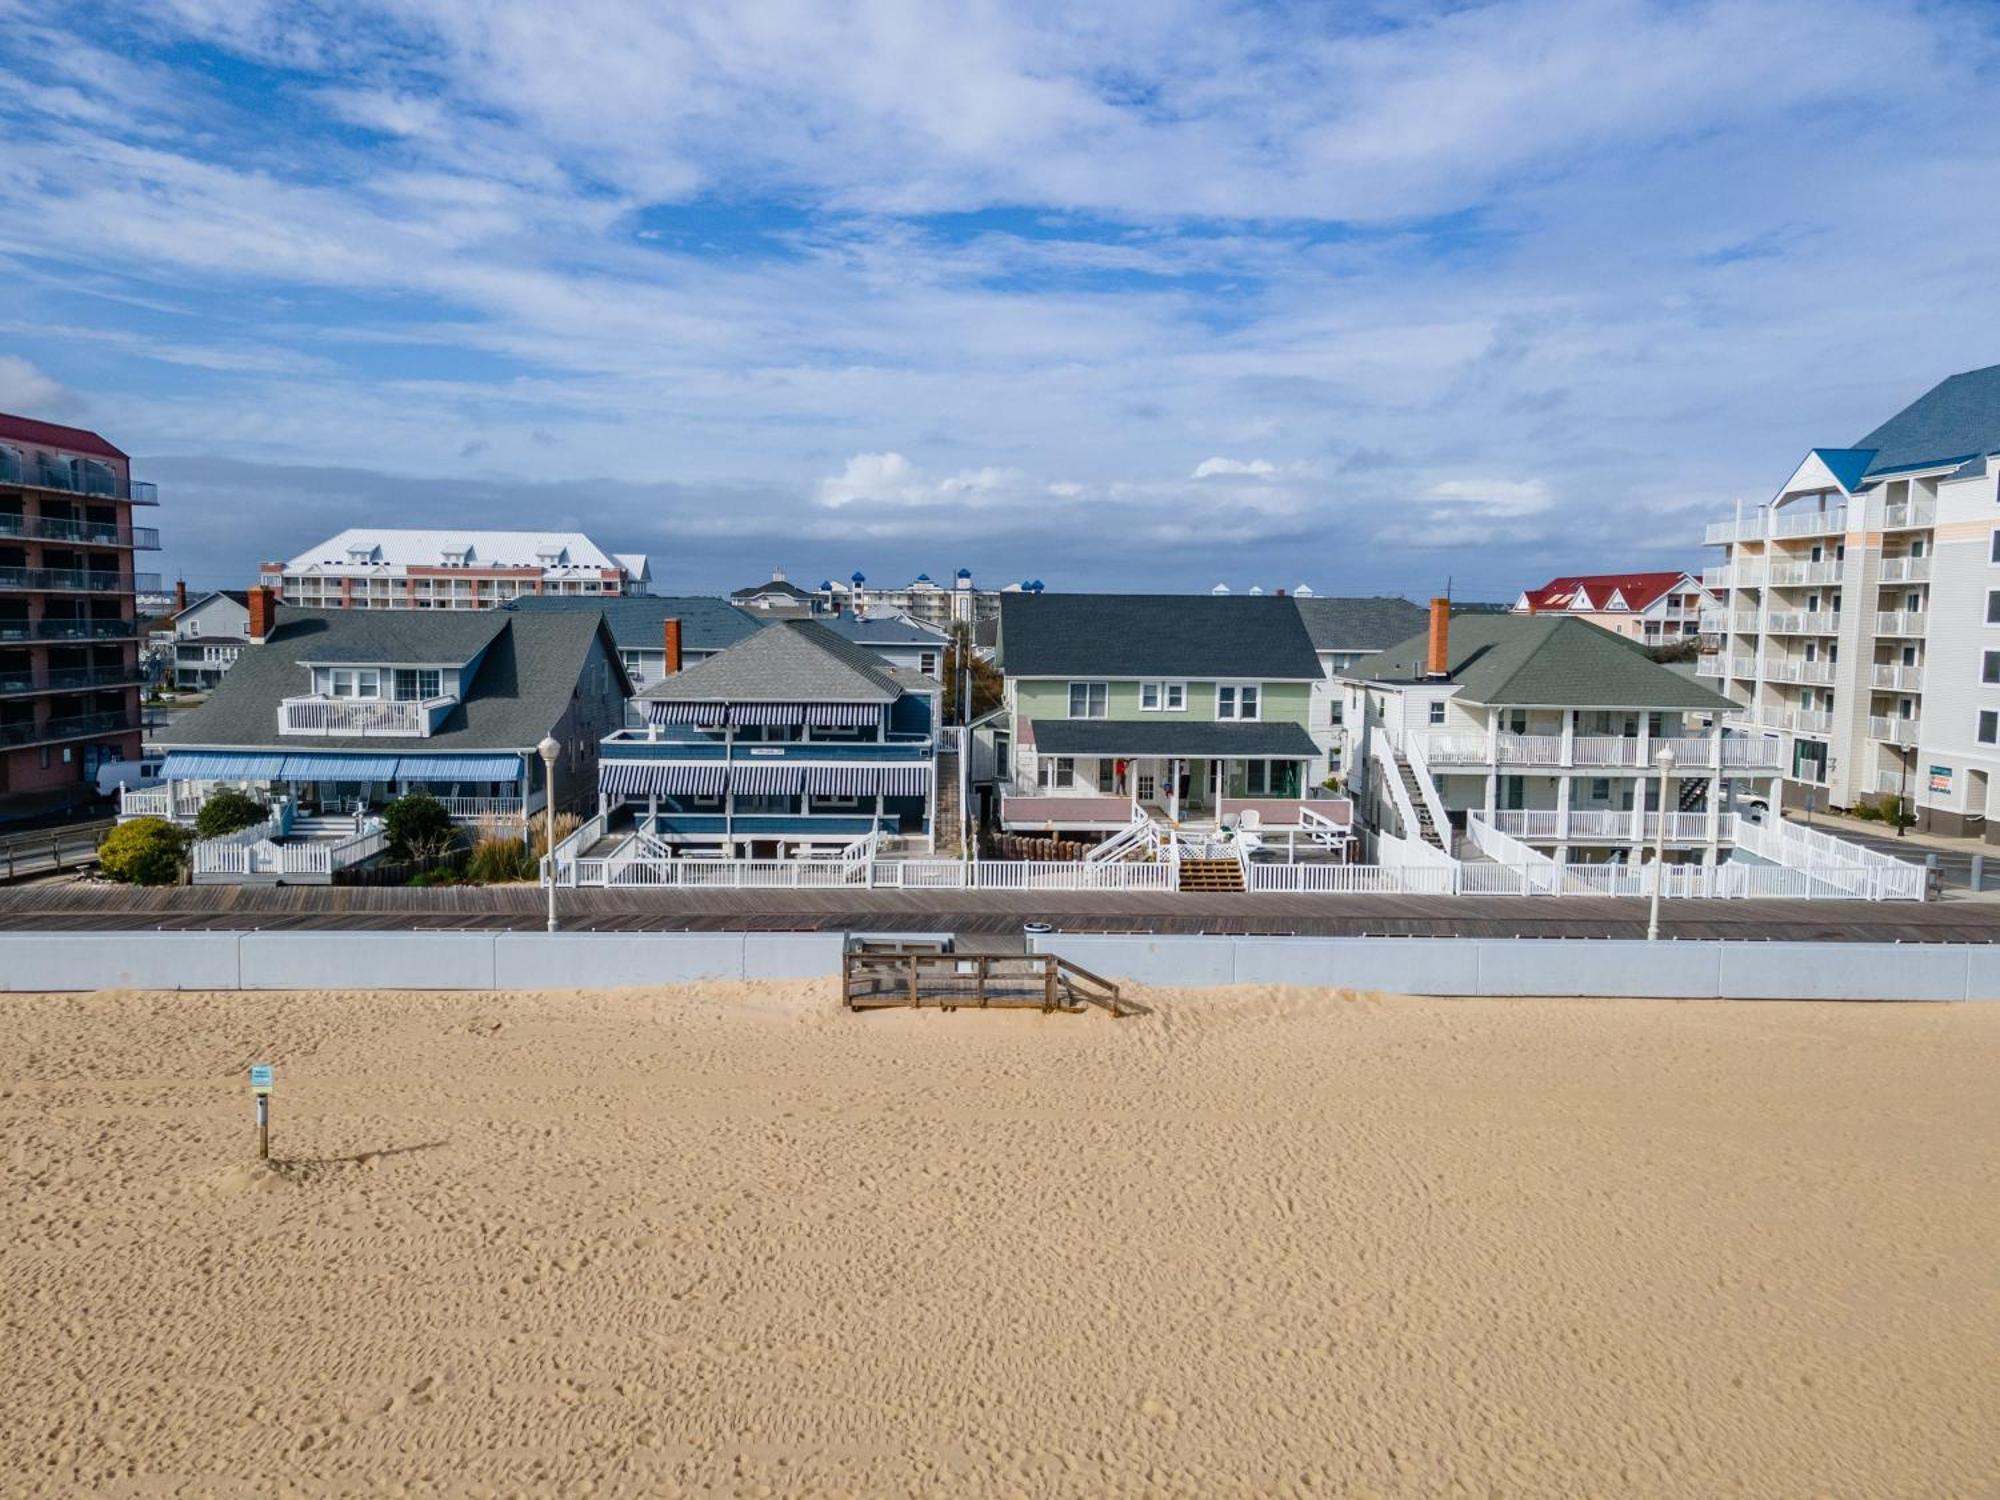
[2,0,1998,599]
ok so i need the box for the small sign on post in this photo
[249,1065,273,1161]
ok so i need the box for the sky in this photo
[2,0,1998,601]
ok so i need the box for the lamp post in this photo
[538,735,560,933]
[1647,745,1676,942]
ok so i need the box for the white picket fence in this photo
[567,856,1177,891]
[192,817,385,880]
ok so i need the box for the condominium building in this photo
[261,530,650,610]
[1699,363,2000,837]
[1512,571,1709,645]
[0,413,160,815]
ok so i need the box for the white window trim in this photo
[1066,681,1108,719]
[1138,680,1188,712]
[1979,710,1999,747]
[1216,682,1262,722]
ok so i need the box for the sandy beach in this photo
[1,982,1995,1498]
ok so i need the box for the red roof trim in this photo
[1520,571,1694,614]
[0,412,127,462]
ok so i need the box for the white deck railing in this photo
[278,695,453,737]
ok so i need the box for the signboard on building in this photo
[1929,765,1953,795]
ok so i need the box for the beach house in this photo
[592,619,942,858]
[987,592,1347,843]
[139,595,629,873]
[507,594,762,693]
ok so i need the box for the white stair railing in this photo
[1403,733,1453,846]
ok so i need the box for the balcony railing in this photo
[1868,715,1921,747]
[1694,654,1723,677]
[1766,560,1841,587]
[0,514,161,548]
[1874,610,1926,636]
[1881,498,1936,530]
[1765,610,1840,635]
[1487,809,1734,842]
[1420,731,1781,771]
[1703,518,1758,545]
[1870,663,1922,691]
[1764,658,1835,686]
[0,617,139,642]
[1776,708,1834,735]
[0,708,141,748]
[0,453,155,503]
[1877,556,1931,583]
[0,664,141,696]
[0,567,158,594]
[1772,506,1846,538]
[278,694,456,738]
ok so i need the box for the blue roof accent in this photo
[851,571,865,583]
[1810,448,1878,493]
[394,754,524,781]
[279,753,405,780]
[1857,363,2000,477]
[160,751,290,781]
[956,567,972,578]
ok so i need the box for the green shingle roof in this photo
[155,609,621,752]
[1348,614,1736,710]
[999,594,1321,679]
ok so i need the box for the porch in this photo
[128,749,542,826]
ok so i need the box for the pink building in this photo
[1512,571,1709,645]
[261,529,650,610]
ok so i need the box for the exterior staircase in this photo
[1395,756,1447,850]
[1677,778,1708,812]
[1176,855,1245,892]
[935,745,964,855]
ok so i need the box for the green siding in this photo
[1014,678,1311,727]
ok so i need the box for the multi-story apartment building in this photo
[261,529,649,610]
[0,413,160,815]
[819,569,1026,626]
[1700,363,2000,836]
[1512,571,1709,645]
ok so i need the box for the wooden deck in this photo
[2,881,1998,944]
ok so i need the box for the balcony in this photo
[1868,715,1921,747]
[1877,556,1930,584]
[0,514,161,548]
[1771,506,1846,538]
[1764,658,1835,686]
[278,695,457,737]
[1881,498,1935,530]
[1488,809,1734,843]
[0,617,139,642]
[1776,708,1834,736]
[1765,610,1840,635]
[1421,732,1778,771]
[0,453,156,504]
[0,567,158,594]
[1874,610,1926,636]
[0,708,141,748]
[1695,654,1723,677]
[1766,560,1842,587]
[1703,518,1758,545]
[0,664,142,697]
[1870,663,1922,691]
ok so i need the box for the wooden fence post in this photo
[908,952,921,1008]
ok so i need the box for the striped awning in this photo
[278,753,405,781]
[731,762,806,795]
[159,751,290,781]
[645,700,730,727]
[643,700,882,728]
[804,702,882,727]
[599,761,727,799]
[803,763,933,796]
[393,755,524,782]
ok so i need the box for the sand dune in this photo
[2,981,1996,1497]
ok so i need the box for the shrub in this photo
[465,832,535,884]
[407,867,462,887]
[1852,800,1883,822]
[529,810,580,860]
[383,792,457,860]
[193,787,269,839]
[99,818,191,885]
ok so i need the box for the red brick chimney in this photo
[1425,597,1450,679]
[173,579,187,614]
[663,616,682,676]
[247,585,277,644]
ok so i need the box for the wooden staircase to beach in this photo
[1176,855,1245,892]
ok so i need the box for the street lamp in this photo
[537,735,561,933]
[1646,745,1676,942]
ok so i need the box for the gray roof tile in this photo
[639,619,903,703]
[999,594,1321,679]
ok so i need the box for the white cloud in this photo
[1192,456,1278,480]
[0,355,75,412]
[816,452,1021,508]
[1422,478,1553,517]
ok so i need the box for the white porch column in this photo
[1485,713,1500,763]
[1168,759,1182,824]
[1557,772,1573,842]
[1560,710,1575,768]
[1484,771,1498,820]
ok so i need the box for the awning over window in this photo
[731,762,806,795]
[279,754,405,781]
[599,761,726,799]
[803,763,933,797]
[643,700,883,729]
[159,751,290,781]
[646,701,730,727]
[393,755,524,782]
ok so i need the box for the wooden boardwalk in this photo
[1,881,1996,944]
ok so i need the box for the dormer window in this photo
[327,668,381,699]
[393,668,442,700]
[347,545,375,564]
[536,545,566,566]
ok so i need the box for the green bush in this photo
[407,867,462,887]
[1852,800,1883,822]
[193,787,269,839]
[464,832,534,884]
[383,792,457,860]
[99,818,191,885]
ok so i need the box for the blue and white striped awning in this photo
[393,755,524,782]
[877,763,931,796]
[643,700,883,728]
[730,762,806,795]
[646,700,730,727]
[803,763,933,796]
[600,761,727,799]
[279,753,405,781]
[159,751,290,782]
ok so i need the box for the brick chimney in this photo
[247,585,277,644]
[173,579,187,614]
[662,616,682,676]
[1425,597,1450,679]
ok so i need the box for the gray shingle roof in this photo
[507,594,762,654]
[731,576,816,601]
[1030,719,1320,758]
[155,609,620,752]
[286,609,511,666]
[1857,363,2000,477]
[999,594,1321,679]
[1291,596,1429,652]
[814,613,949,647]
[639,619,903,703]
[1348,614,1735,710]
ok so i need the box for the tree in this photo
[382,792,457,860]
[940,623,1005,726]
[193,787,269,839]
[98,818,190,886]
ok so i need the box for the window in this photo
[1991,531,2000,565]
[1216,683,1260,721]
[1985,652,2000,685]
[393,668,442,701]
[327,668,381,699]
[1427,700,1445,725]
[1988,590,2000,625]
[1906,592,1922,613]
[919,652,939,676]
[1139,681,1186,712]
[1590,778,1611,802]
[186,619,201,637]
[1067,682,1107,719]
[1982,712,1999,747]
[1038,755,1076,788]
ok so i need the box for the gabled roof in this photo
[1291,596,1428,652]
[731,576,816,601]
[508,594,762,654]
[640,619,904,704]
[171,589,250,623]
[1809,448,1879,492]
[1857,364,2000,477]
[0,412,128,462]
[999,594,1321,679]
[281,529,629,573]
[1348,614,1734,710]
[290,610,511,667]
[815,613,949,647]
[155,610,626,752]
[1517,572,1695,616]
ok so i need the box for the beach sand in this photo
[1,981,1995,1498]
